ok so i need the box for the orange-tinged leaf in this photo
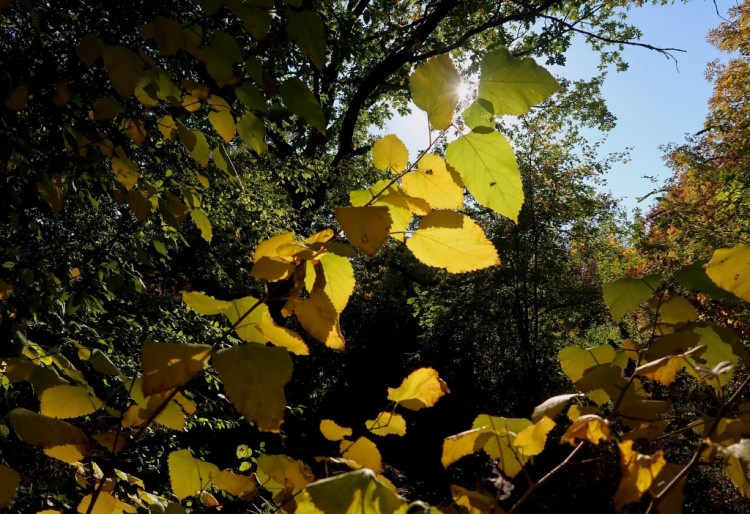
[340,437,382,472]
[182,79,209,100]
[614,440,666,511]
[365,412,406,437]
[39,385,104,419]
[561,414,612,445]
[406,211,500,273]
[257,454,314,491]
[0,464,20,509]
[441,427,494,468]
[168,449,220,500]
[128,189,153,222]
[9,408,90,463]
[0,278,13,300]
[402,154,463,209]
[182,290,232,315]
[52,81,70,107]
[513,416,555,456]
[122,118,146,145]
[320,419,353,441]
[335,206,392,256]
[209,110,236,143]
[387,367,449,410]
[101,45,143,99]
[141,341,212,396]
[371,135,408,174]
[706,244,750,302]
[4,85,28,111]
[212,343,292,432]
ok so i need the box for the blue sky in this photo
[383,1,737,214]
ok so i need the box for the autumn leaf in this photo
[0,464,20,509]
[140,341,212,395]
[366,412,406,437]
[340,437,382,472]
[561,414,612,445]
[371,135,409,174]
[706,244,750,301]
[39,385,104,419]
[614,440,666,511]
[409,54,460,130]
[320,419,353,441]
[387,367,449,410]
[296,470,405,514]
[602,274,661,321]
[513,416,555,456]
[168,449,220,500]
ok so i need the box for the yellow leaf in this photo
[614,440,666,511]
[531,393,581,422]
[251,232,296,281]
[0,464,20,509]
[168,449,220,500]
[111,154,140,190]
[122,118,146,145]
[182,94,201,111]
[402,154,463,210]
[405,211,500,273]
[40,385,104,419]
[472,415,530,478]
[212,470,258,499]
[9,408,90,463]
[387,367,449,410]
[187,130,210,167]
[558,344,617,382]
[292,288,346,349]
[207,94,232,112]
[706,244,750,301]
[296,469,404,514]
[223,296,309,355]
[158,115,178,140]
[335,206,392,256]
[92,432,126,454]
[308,253,355,314]
[513,416,555,456]
[212,343,293,432]
[76,492,117,514]
[441,427,494,468]
[340,437,382,472]
[122,378,186,431]
[101,46,143,99]
[0,278,13,300]
[365,412,406,437]
[191,208,213,244]
[450,484,503,514]
[409,54,460,130]
[209,110,236,143]
[257,454,314,491]
[650,296,698,323]
[635,345,706,386]
[140,341,212,396]
[320,419,353,441]
[371,135,409,174]
[561,414,612,445]
[181,290,232,315]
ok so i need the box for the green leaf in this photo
[279,77,326,134]
[296,470,406,514]
[101,45,144,99]
[406,210,500,273]
[462,98,494,130]
[237,112,267,155]
[445,129,522,222]
[602,274,661,321]
[228,0,271,40]
[286,10,326,71]
[409,54,460,130]
[190,208,213,243]
[477,47,559,115]
[186,130,210,167]
[706,244,750,302]
[236,81,268,112]
[212,343,293,432]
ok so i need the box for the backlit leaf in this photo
[387,367,449,410]
[228,0,271,40]
[371,135,408,174]
[9,408,90,463]
[561,414,612,445]
[409,54,460,130]
[0,464,20,509]
[513,416,555,456]
[236,81,267,112]
[187,130,209,167]
[406,210,500,273]
[445,129,522,221]
[450,485,501,514]
[650,296,698,323]
[111,154,139,190]
[614,440,666,511]
[168,449,220,500]
[309,253,355,313]
[296,469,405,514]
[212,343,293,432]
[442,427,494,468]
[649,463,687,514]
[39,385,104,419]
[340,437,382,472]
[320,419,353,441]
[602,274,661,321]
[472,415,531,478]
[190,209,213,244]
[237,112,267,155]
[141,341,212,396]
[101,46,143,99]
[279,77,326,134]
[251,232,296,281]
[335,206,392,256]
[292,288,346,350]
[365,412,406,437]
[478,47,559,115]
[158,115,178,139]
[706,244,750,301]
[635,345,706,386]
[402,154,463,210]
[558,344,617,382]
[224,296,309,355]
[257,454,313,491]
[286,10,326,71]
[208,110,236,143]
[531,393,581,422]
[182,290,232,315]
